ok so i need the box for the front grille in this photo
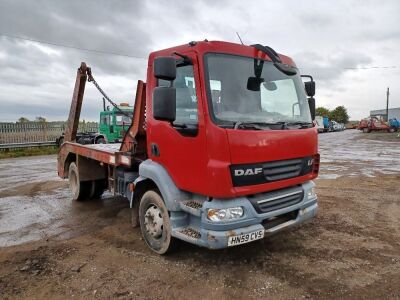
[230,156,313,187]
[249,185,304,214]
[263,158,303,181]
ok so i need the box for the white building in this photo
[370,107,400,119]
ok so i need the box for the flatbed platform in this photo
[83,143,122,153]
[60,142,131,171]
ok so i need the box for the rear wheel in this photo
[88,180,106,199]
[68,162,90,201]
[58,136,64,148]
[96,137,106,144]
[139,190,177,255]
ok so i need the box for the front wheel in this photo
[139,190,177,255]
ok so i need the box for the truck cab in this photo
[99,103,133,143]
[59,41,319,254]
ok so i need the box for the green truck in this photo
[57,102,133,146]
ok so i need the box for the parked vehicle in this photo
[323,117,329,132]
[99,103,133,143]
[358,116,393,133]
[389,118,400,131]
[56,102,134,147]
[58,41,319,254]
[331,121,345,131]
[315,116,324,133]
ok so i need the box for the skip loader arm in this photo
[64,62,90,143]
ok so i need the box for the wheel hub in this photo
[144,205,163,238]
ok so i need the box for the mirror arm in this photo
[173,52,192,65]
[301,75,314,81]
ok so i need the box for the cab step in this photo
[179,200,203,217]
[173,227,202,243]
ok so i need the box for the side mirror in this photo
[308,97,316,121]
[304,81,315,97]
[153,87,176,122]
[154,57,176,81]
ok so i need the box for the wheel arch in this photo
[95,134,107,143]
[134,160,190,211]
[64,153,77,177]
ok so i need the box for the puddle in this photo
[319,130,400,178]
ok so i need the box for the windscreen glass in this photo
[205,53,312,127]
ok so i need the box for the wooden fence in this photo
[0,122,99,144]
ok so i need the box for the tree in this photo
[330,106,349,124]
[35,116,47,122]
[18,117,29,123]
[316,107,330,117]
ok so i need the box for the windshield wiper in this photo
[233,121,263,130]
[232,121,312,130]
[284,121,313,128]
[233,121,286,130]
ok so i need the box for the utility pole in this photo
[386,87,390,121]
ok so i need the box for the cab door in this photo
[147,54,208,194]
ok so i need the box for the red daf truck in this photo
[58,41,319,254]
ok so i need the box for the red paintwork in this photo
[146,41,318,198]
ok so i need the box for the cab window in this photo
[159,65,198,125]
[102,114,110,125]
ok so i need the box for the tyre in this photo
[88,179,106,199]
[139,190,177,254]
[58,136,64,148]
[68,162,90,201]
[96,137,106,144]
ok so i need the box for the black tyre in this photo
[58,136,64,148]
[139,190,177,255]
[88,180,106,199]
[68,162,90,201]
[96,137,106,144]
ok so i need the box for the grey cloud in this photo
[296,50,373,86]
[0,0,399,122]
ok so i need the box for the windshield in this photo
[205,53,312,127]
[115,114,131,126]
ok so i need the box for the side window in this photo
[101,114,110,126]
[159,65,198,125]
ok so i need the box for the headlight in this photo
[307,187,317,199]
[207,207,244,222]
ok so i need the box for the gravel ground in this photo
[0,130,399,299]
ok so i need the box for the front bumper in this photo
[171,181,318,249]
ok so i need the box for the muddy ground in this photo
[0,130,399,299]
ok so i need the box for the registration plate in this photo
[227,229,265,246]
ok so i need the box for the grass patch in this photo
[0,146,58,159]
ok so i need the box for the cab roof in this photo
[149,40,296,67]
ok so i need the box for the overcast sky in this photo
[0,0,399,122]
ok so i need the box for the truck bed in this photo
[61,142,132,167]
